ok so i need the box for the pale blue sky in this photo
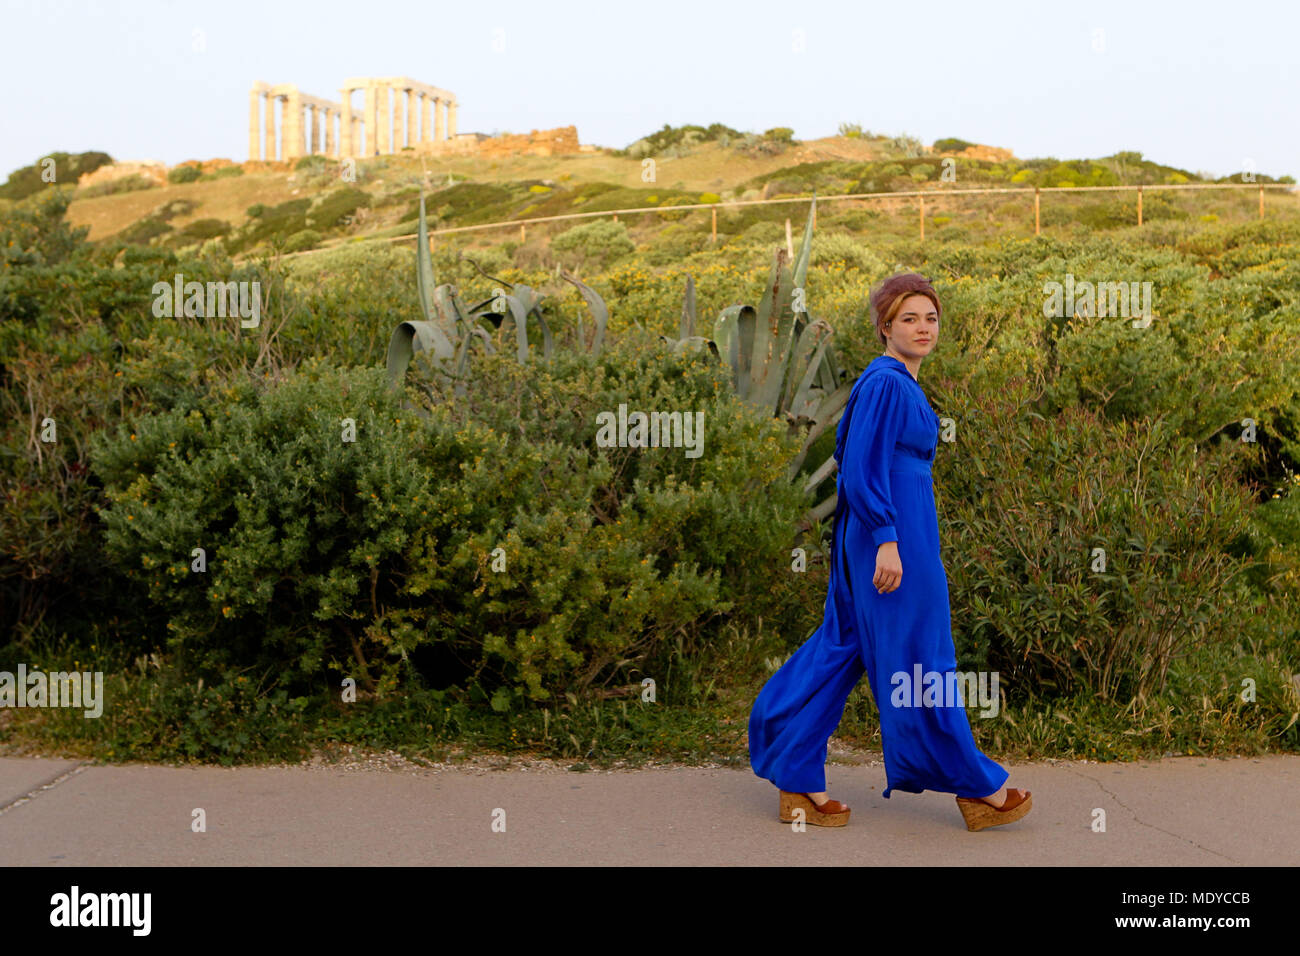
[2,0,1296,181]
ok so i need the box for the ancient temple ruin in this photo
[249,77,459,161]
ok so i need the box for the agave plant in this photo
[385,189,608,397]
[660,275,720,359]
[672,197,854,528]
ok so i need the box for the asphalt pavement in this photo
[2,750,1295,865]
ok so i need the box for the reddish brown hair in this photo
[870,272,942,345]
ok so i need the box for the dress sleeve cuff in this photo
[871,526,898,547]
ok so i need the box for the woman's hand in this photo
[874,541,902,593]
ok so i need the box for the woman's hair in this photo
[870,272,942,345]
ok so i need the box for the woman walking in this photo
[748,272,1031,832]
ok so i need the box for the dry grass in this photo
[63,135,892,242]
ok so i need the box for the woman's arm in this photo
[838,373,907,548]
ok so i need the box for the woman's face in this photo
[886,293,939,357]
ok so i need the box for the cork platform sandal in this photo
[955,786,1032,831]
[778,791,851,827]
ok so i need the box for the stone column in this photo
[249,88,261,160]
[364,84,377,156]
[339,88,353,157]
[265,94,276,160]
[421,93,431,144]
[285,92,304,160]
[394,86,405,151]
[308,105,318,155]
[447,100,457,140]
[324,109,333,157]
[433,97,444,141]
[404,89,414,148]
[377,85,389,154]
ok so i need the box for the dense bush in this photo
[936,380,1264,700]
[934,137,976,153]
[171,218,231,245]
[307,187,371,230]
[167,165,203,184]
[283,228,323,252]
[0,151,113,200]
[224,197,311,253]
[87,348,808,706]
[551,219,636,270]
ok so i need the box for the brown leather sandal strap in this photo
[999,788,1027,811]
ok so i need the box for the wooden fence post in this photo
[919,195,925,242]
[520,224,525,243]
[1034,187,1040,236]
[1259,184,1264,219]
[1137,186,1143,227]
[711,205,717,242]
[785,219,793,258]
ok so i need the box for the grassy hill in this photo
[7,127,1293,259]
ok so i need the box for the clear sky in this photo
[2,0,1296,181]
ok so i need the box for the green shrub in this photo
[118,217,173,244]
[283,228,323,252]
[810,232,886,273]
[940,391,1264,701]
[168,218,231,247]
[306,187,371,230]
[0,189,89,268]
[551,219,635,269]
[246,203,267,218]
[167,165,203,184]
[225,197,311,253]
[933,137,975,153]
[0,151,113,200]
[763,127,795,143]
[88,352,809,704]
[619,123,743,158]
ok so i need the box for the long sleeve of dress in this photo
[838,373,908,548]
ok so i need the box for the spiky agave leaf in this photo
[792,194,816,291]
[385,320,457,389]
[660,335,720,359]
[509,285,554,361]
[416,190,437,323]
[560,269,609,354]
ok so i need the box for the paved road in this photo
[1,752,1295,865]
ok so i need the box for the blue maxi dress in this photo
[748,354,1008,800]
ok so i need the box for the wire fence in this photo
[272,181,1298,261]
